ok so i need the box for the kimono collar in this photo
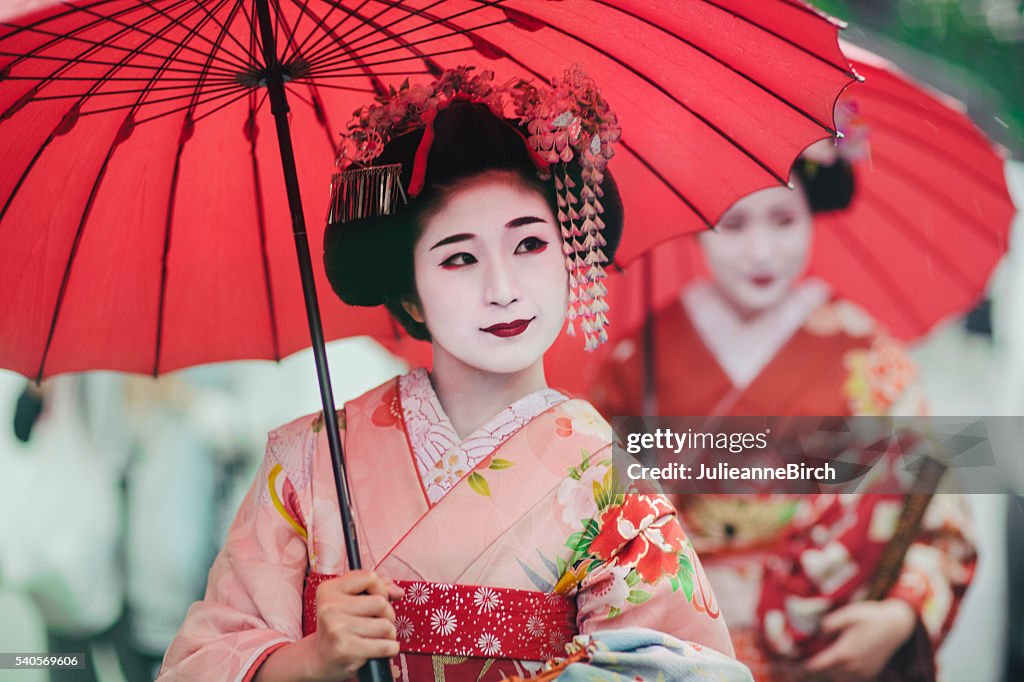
[681,278,831,390]
[398,368,568,504]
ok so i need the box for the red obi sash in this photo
[304,573,577,661]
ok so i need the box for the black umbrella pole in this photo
[254,2,393,681]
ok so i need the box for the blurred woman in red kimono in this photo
[159,67,749,682]
[590,137,976,681]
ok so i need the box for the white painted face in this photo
[698,181,814,316]
[408,171,569,375]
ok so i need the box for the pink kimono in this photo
[159,369,734,681]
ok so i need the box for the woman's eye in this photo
[718,219,744,232]
[515,236,549,254]
[773,214,796,228]
[441,252,477,269]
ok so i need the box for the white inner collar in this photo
[681,279,831,390]
[398,368,567,504]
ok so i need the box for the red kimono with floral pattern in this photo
[589,281,976,681]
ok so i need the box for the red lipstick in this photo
[750,275,775,288]
[482,318,533,338]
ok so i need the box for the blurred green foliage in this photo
[815,0,1023,151]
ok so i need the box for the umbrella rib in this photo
[301,45,476,79]
[0,0,224,225]
[339,0,468,46]
[34,0,243,379]
[0,0,225,104]
[449,10,794,187]
[855,185,989,296]
[79,81,246,116]
[862,87,1004,154]
[294,0,478,77]
[0,72,245,85]
[187,87,253,124]
[290,78,376,93]
[377,0,801,185]
[236,0,266,64]
[30,81,246,101]
[300,0,491,69]
[290,0,382,68]
[4,23,242,79]
[861,112,1010,199]
[36,138,123,381]
[591,0,839,133]
[321,2,504,65]
[869,147,1010,250]
[127,0,254,72]
[282,0,327,63]
[824,215,933,333]
[303,19,507,75]
[291,69,432,79]
[107,0,248,117]
[189,0,258,68]
[700,0,856,79]
[270,0,302,66]
[620,139,714,228]
[0,50,229,79]
[0,0,190,71]
[302,82,340,157]
[138,2,254,124]
[307,6,507,72]
[154,136,185,377]
[151,0,252,375]
[285,0,410,97]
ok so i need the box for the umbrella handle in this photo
[254,1,393,681]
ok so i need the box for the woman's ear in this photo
[402,298,425,324]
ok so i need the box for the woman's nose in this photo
[484,258,519,307]
[747,224,776,261]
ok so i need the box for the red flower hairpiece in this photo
[330,65,621,351]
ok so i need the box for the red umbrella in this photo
[526,43,1016,395]
[0,0,855,379]
[0,4,853,676]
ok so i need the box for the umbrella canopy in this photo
[0,0,854,380]
[523,43,1016,396]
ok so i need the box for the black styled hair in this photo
[792,156,856,213]
[323,101,624,341]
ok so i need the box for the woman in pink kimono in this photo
[589,141,976,681]
[159,67,746,682]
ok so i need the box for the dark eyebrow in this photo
[505,216,546,229]
[429,233,475,251]
[428,216,547,250]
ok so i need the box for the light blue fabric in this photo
[556,628,753,681]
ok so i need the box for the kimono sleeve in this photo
[158,415,321,682]
[864,336,978,646]
[887,493,977,646]
[573,488,736,658]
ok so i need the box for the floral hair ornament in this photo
[326,65,622,351]
[799,97,871,170]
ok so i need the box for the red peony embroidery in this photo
[371,384,404,431]
[588,495,686,584]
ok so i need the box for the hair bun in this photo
[794,157,856,213]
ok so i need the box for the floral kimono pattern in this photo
[589,280,976,681]
[159,370,738,681]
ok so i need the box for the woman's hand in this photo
[802,599,918,682]
[255,570,404,682]
[312,570,404,679]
